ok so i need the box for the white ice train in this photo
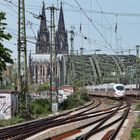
[125,84,140,97]
[86,83,126,98]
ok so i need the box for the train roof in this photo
[86,83,124,88]
[125,84,137,88]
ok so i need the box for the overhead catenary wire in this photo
[63,0,139,52]
[74,0,116,53]
[62,1,140,17]
[95,0,130,50]
[2,0,107,50]
[1,0,138,55]
[63,1,114,50]
[2,0,51,23]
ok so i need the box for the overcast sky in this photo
[1,0,140,59]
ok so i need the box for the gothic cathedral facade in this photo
[29,2,68,86]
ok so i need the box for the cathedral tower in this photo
[36,1,50,54]
[55,2,68,54]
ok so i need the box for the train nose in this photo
[116,91,124,96]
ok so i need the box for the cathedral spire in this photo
[55,2,68,54]
[40,1,47,31]
[58,2,65,32]
[36,1,50,54]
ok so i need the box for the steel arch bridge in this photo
[59,54,136,86]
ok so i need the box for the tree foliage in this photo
[0,12,13,80]
[36,83,50,92]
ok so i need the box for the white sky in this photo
[1,0,140,59]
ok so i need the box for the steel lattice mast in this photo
[17,0,29,117]
[47,4,58,112]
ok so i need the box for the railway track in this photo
[0,98,100,140]
[63,98,130,140]
[0,97,130,140]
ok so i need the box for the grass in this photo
[130,104,140,139]
[0,116,25,127]
[135,104,140,111]
[131,128,140,140]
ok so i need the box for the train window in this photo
[132,88,138,91]
[125,88,129,91]
[108,88,114,91]
[116,86,124,90]
[95,88,98,91]
[100,88,105,91]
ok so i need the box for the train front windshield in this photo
[116,86,124,90]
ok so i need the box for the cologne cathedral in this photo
[29,2,68,85]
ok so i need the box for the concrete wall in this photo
[0,91,18,120]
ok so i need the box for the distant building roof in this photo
[31,54,65,62]
[31,54,50,62]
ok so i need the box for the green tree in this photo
[0,12,13,80]
[36,83,50,92]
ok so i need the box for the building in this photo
[36,1,50,54]
[29,1,68,86]
[0,91,18,120]
[55,2,68,54]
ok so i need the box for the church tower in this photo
[36,1,50,54]
[55,2,68,54]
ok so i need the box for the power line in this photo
[74,0,116,53]
[95,0,130,50]
[2,0,136,54]
[4,11,114,51]
[64,0,131,51]
[63,1,140,17]
[0,2,18,17]
[3,0,44,21]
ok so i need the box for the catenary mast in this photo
[17,0,29,117]
[47,4,58,112]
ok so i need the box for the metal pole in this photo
[17,0,21,92]
[69,27,75,86]
[17,0,29,117]
[80,47,84,87]
[70,27,74,54]
[47,5,58,113]
[136,45,140,96]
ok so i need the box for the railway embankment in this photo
[116,110,135,140]
[130,109,140,139]
[127,100,140,140]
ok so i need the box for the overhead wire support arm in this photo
[33,13,50,23]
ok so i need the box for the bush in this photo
[80,90,90,101]
[30,99,50,116]
[36,83,50,92]
[59,90,90,110]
